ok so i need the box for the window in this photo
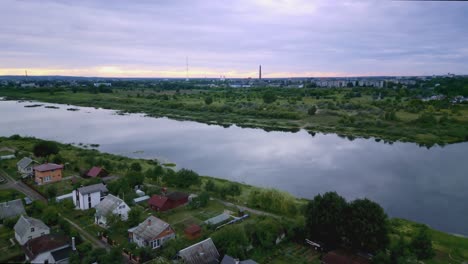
[151,239,161,249]
[28,236,32,240]
[44,176,51,182]
[31,227,35,232]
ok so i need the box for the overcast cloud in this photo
[1,0,467,77]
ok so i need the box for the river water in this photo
[0,100,467,235]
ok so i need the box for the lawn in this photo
[0,189,25,202]
[0,226,24,263]
[391,218,468,264]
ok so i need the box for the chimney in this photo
[147,219,151,226]
[72,237,76,251]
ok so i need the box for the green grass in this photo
[0,189,24,202]
[390,218,468,264]
[0,226,23,263]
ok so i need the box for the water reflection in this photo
[0,100,467,235]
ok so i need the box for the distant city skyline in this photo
[1,0,468,78]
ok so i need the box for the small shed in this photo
[184,224,202,240]
[204,213,231,226]
[86,166,108,178]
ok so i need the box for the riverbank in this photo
[1,87,467,146]
[0,135,466,263]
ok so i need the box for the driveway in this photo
[0,170,47,203]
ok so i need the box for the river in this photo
[0,100,467,235]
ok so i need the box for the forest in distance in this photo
[1,76,468,147]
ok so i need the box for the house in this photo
[72,183,108,210]
[321,251,370,264]
[148,192,189,212]
[184,224,202,240]
[177,238,220,264]
[33,163,63,185]
[86,166,108,178]
[14,215,50,245]
[23,234,72,264]
[17,157,38,177]
[221,255,258,264]
[0,199,26,220]
[95,194,130,226]
[128,216,175,249]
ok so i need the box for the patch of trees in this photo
[305,192,389,253]
[33,140,59,160]
[163,168,201,188]
[212,225,250,259]
[248,188,298,216]
[204,180,241,199]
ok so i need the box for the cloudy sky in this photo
[1,0,468,78]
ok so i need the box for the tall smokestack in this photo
[259,65,262,80]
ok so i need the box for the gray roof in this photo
[0,199,26,220]
[128,216,171,241]
[95,194,127,217]
[178,238,220,264]
[17,157,34,169]
[51,246,72,262]
[14,215,50,238]
[77,183,108,195]
[204,213,231,226]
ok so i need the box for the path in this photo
[0,170,47,203]
[61,216,110,252]
[216,199,281,219]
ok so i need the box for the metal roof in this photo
[77,183,108,195]
[14,215,50,238]
[95,194,127,217]
[17,157,33,169]
[0,199,26,220]
[204,213,231,226]
[178,238,220,264]
[34,163,63,172]
[128,216,172,241]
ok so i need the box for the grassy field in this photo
[0,189,25,202]
[0,226,24,263]
[390,218,468,264]
[1,86,467,146]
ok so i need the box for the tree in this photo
[390,236,415,264]
[165,169,201,188]
[305,192,347,248]
[127,171,144,187]
[212,225,249,259]
[190,191,210,208]
[128,207,144,227]
[308,105,317,115]
[263,91,277,104]
[46,185,58,199]
[33,141,59,160]
[204,96,213,105]
[344,198,389,253]
[130,162,142,172]
[410,226,435,260]
[204,179,216,192]
[42,206,59,225]
[251,218,282,249]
